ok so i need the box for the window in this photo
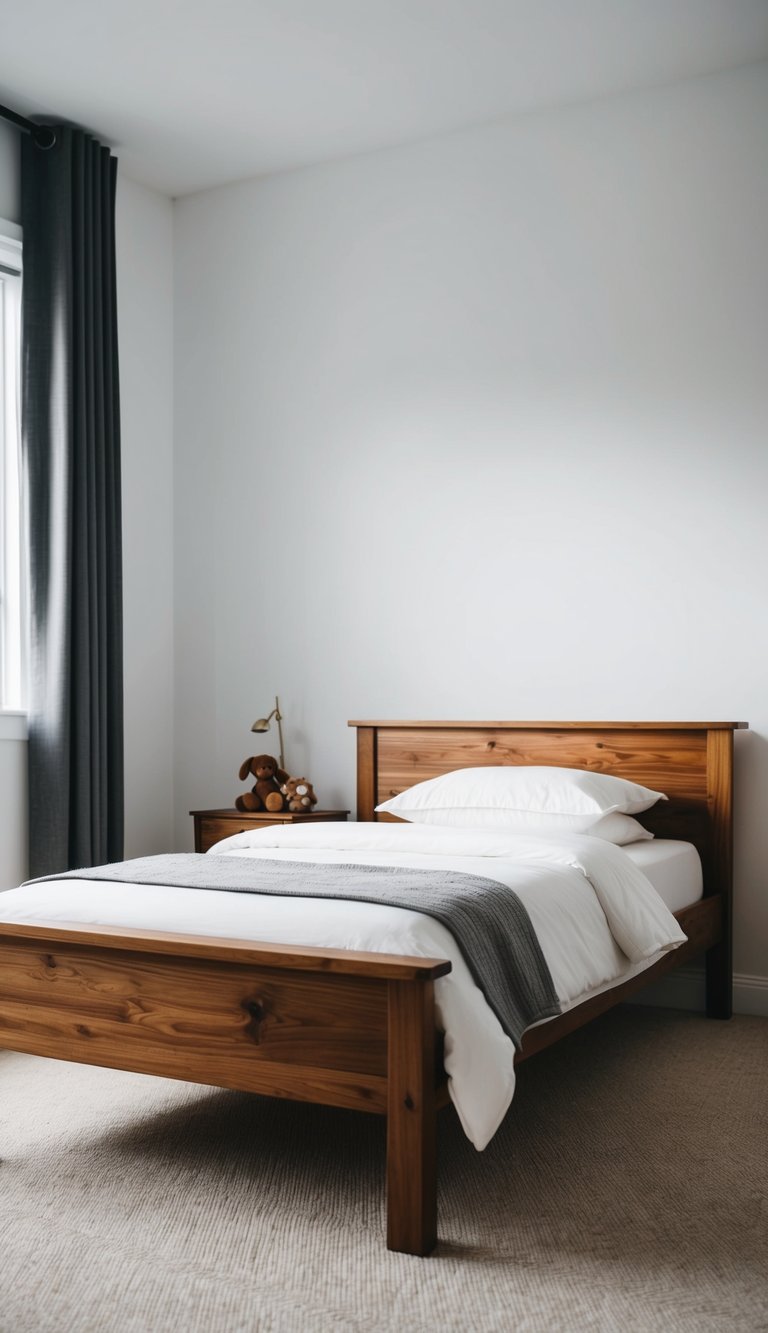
[0,225,24,711]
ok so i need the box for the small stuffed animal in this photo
[236,754,290,813]
[281,777,318,813]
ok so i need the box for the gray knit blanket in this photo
[28,854,561,1048]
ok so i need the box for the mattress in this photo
[623,839,703,913]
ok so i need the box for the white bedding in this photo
[623,839,702,913]
[0,823,687,1150]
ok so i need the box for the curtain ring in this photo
[32,126,57,150]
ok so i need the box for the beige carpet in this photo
[1,1007,766,1333]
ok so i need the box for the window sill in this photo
[0,711,28,742]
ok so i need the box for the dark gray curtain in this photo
[22,126,123,877]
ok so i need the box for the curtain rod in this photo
[0,102,56,149]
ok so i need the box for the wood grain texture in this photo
[356,727,377,824]
[387,979,437,1256]
[349,720,748,730]
[194,816,254,851]
[0,920,452,982]
[373,727,709,804]
[705,729,734,1018]
[0,936,391,1110]
[190,810,350,820]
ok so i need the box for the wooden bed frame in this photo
[0,720,746,1256]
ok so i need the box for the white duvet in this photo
[0,822,686,1149]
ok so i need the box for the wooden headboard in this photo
[348,720,747,900]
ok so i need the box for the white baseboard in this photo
[628,966,768,1017]
[735,974,768,1017]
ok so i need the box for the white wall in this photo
[0,128,175,884]
[0,717,27,890]
[116,175,175,855]
[174,63,768,993]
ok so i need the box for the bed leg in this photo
[706,939,732,1019]
[386,978,437,1256]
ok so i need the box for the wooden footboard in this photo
[0,921,450,1256]
[0,890,732,1255]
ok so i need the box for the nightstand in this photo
[190,807,349,854]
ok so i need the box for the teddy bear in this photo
[235,754,290,813]
[280,777,318,813]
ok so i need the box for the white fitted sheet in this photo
[623,839,702,913]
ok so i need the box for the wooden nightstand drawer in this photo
[197,816,253,851]
[190,808,349,854]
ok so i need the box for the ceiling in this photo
[1,0,767,197]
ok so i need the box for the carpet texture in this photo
[0,1007,766,1332]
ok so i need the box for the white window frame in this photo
[0,219,25,724]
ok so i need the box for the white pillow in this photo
[376,766,667,824]
[377,806,652,844]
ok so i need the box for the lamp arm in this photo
[274,696,285,772]
[250,696,286,771]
